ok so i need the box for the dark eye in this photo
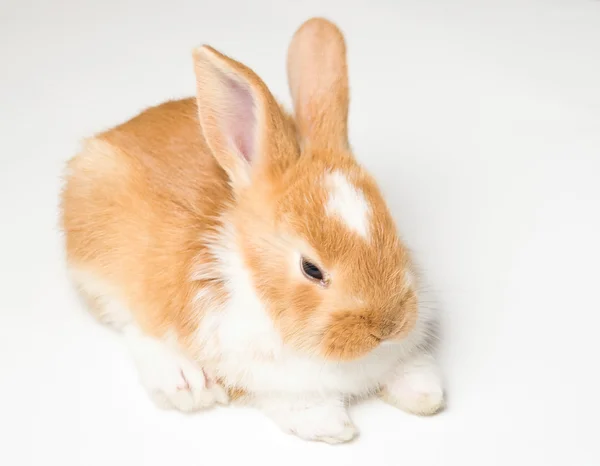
[301,258,324,282]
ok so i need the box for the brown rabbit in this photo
[60,17,444,444]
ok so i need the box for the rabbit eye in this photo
[301,258,324,282]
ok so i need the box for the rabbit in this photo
[60,17,445,444]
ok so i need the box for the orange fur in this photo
[60,16,418,391]
[61,98,231,342]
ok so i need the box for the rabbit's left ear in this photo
[192,45,297,192]
[287,18,350,151]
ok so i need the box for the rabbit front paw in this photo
[125,327,228,412]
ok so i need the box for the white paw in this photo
[381,357,445,416]
[268,402,357,444]
[143,362,229,413]
[126,327,228,412]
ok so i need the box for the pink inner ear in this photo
[224,75,256,163]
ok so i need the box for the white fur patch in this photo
[195,223,285,368]
[324,171,370,238]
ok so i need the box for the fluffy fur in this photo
[60,18,444,444]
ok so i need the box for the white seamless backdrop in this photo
[0,0,599,465]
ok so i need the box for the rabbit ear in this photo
[287,18,350,151]
[192,45,296,191]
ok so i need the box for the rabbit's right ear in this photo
[287,18,350,151]
[192,46,296,192]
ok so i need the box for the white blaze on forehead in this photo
[324,170,371,238]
